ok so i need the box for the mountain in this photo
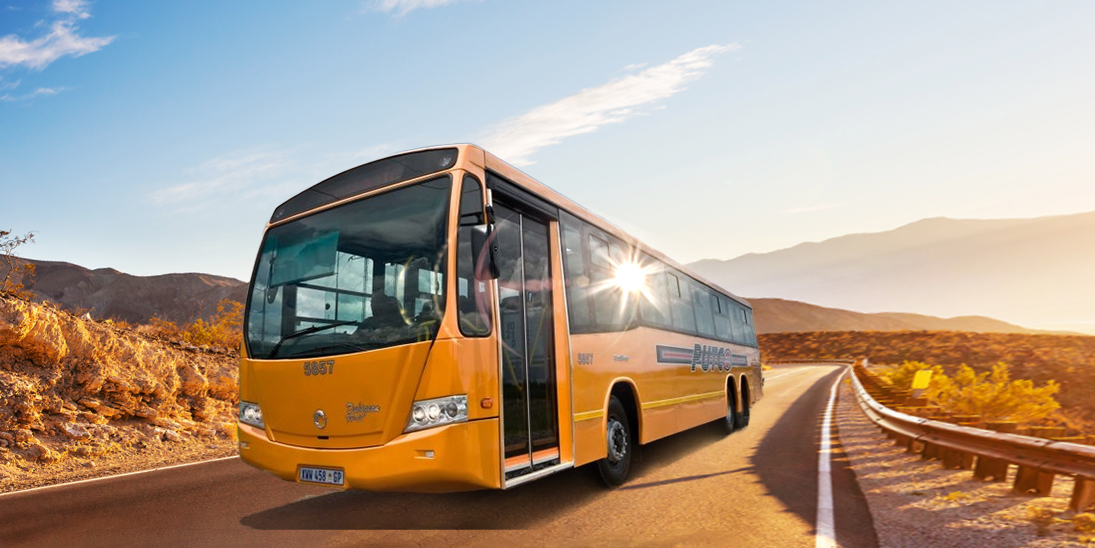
[690,211,1095,334]
[2,258,247,325]
[749,297,1060,334]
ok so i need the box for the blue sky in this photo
[2,0,1094,282]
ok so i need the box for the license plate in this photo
[298,466,345,486]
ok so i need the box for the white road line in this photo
[817,368,846,548]
[0,455,239,498]
[764,368,807,381]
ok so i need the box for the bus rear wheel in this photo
[735,396,750,429]
[597,396,632,487]
[723,396,738,434]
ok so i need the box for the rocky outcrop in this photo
[0,293,238,471]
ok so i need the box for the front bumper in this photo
[237,418,501,492]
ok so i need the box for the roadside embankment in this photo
[0,294,238,492]
[836,378,1095,547]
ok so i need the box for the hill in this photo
[0,293,238,491]
[750,297,1060,335]
[1,258,247,326]
[758,330,1095,428]
[691,211,1095,334]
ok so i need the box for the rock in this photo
[78,398,101,410]
[134,406,158,419]
[13,429,31,443]
[0,431,13,443]
[61,423,91,440]
[163,430,181,443]
[24,440,58,463]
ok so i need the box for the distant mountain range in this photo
[690,211,1095,335]
[749,297,1062,335]
[5,258,246,325]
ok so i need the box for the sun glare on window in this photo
[613,262,647,293]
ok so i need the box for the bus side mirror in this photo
[471,223,500,280]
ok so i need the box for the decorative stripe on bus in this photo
[641,390,724,410]
[656,343,749,372]
[573,410,604,422]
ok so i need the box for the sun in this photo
[613,262,647,293]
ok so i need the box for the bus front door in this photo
[494,202,561,479]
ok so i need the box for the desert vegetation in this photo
[878,360,1061,424]
[145,298,244,351]
[760,330,1095,430]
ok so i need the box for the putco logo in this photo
[345,402,381,423]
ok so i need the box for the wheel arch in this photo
[605,378,641,445]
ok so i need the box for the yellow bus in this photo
[237,144,763,491]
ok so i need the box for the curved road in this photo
[0,365,877,548]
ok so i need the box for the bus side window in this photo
[560,213,592,330]
[669,272,697,334]
[729,300,746,344]
[456,175,491,336]
[639,258,671,329]
[714,296,732,343]
[743,307,758,346]
[693,285,717,339]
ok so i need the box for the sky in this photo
[2,0,1094,285]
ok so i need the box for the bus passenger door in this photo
[493,202,561,480]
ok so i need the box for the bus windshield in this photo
[245,176,451,360]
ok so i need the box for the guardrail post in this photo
[972,421,1017,482]
[943,447,974,470]
[1071,477,1095,512]
[1013,466,1055,495]
[922,442,941,461]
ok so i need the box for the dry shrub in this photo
[145,299,243,351]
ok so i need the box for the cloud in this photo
[481,44,739,166]
[52,0,90,19]
[150,149,297,208]
[0,86,65,101]
[0,3,114,71]
[0,78,19,90]
[368,0,475,17]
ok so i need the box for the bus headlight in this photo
[405,395,467,433]
[239,401,265,429]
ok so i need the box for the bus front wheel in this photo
[597,396,632,487]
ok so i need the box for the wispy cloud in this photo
[150,144,399,213]
[481,44,739,166]
[0,78,19,90]
[367,0,475,17]
[0,1,114,71]
[52,0,90,19]
[0,85,65,101]
[150,149,297,209]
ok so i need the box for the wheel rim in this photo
[606,418,628,463]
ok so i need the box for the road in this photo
[0,365,877,548]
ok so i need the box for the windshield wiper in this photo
[268,320,358,358]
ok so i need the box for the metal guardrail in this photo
[848,362,1095,512]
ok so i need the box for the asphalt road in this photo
[0,365,877,548]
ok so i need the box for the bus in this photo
[237,144,763,492]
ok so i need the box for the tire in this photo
[722,392,738,435]
[735,394,751,429]
[597,396,633,487]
